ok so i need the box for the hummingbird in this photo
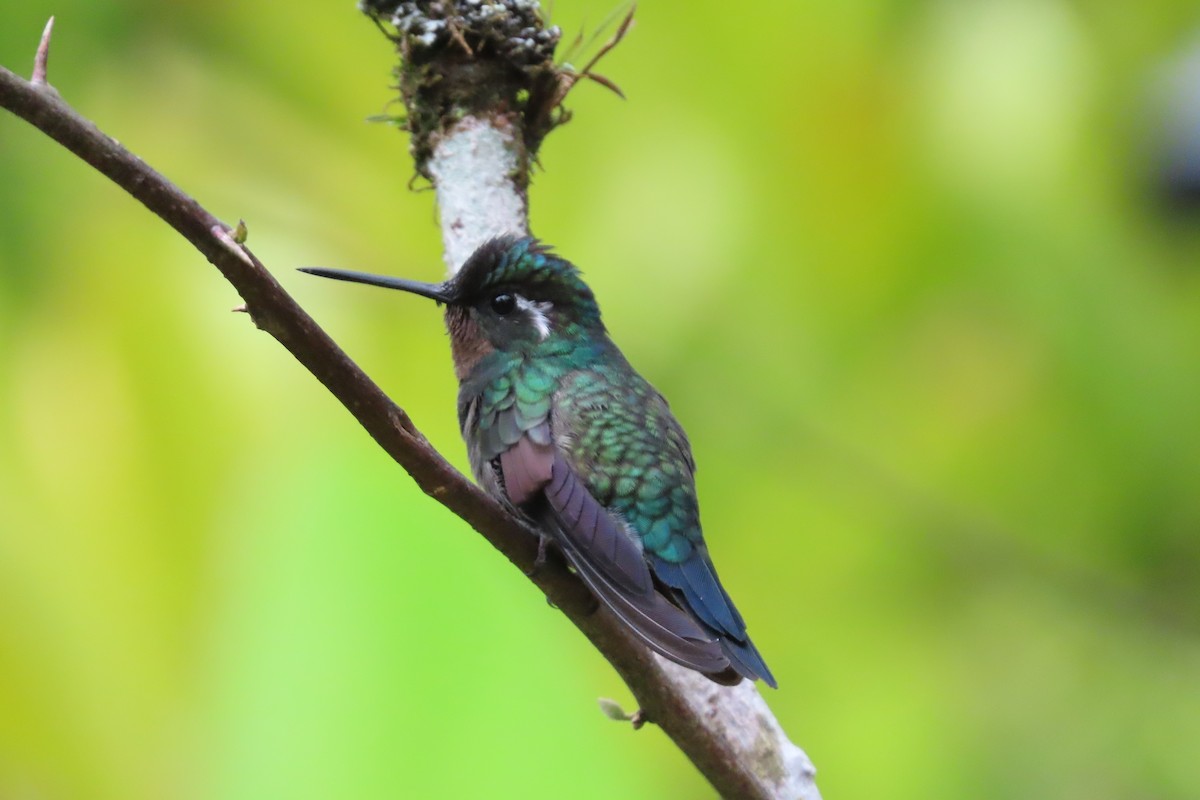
[301,236,776,687]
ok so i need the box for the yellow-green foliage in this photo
[2,1,1199,798]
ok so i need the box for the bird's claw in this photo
[524,534,550,577]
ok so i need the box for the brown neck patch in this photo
[444,306,494,382]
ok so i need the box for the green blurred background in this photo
[3,1,1200,797]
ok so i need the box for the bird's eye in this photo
[490,293,516,315]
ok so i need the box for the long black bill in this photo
[298,267,452,303]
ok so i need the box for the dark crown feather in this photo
[452,236,603,326]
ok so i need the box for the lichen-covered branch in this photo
[361,0,563,272]
[0,9,820,798]
[358,0,624,273]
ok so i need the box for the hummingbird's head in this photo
[301,236,604,378]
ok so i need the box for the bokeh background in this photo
[3,1,1200,797]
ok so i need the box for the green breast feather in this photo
[553,368,703,565]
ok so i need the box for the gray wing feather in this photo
[499,435,554,506]
[542,457,730,674]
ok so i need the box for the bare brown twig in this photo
[547,4,635,108]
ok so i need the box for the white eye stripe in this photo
[514,295,553,340]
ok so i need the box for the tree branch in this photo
[0,10,819,799]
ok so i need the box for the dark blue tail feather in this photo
[654,555,776,687]
[659,556,743,636]
[721,634,778,689]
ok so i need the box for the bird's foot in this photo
[524,534,550,577]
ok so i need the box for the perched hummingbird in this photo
[301,237,776,687]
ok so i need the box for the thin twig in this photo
[553,4,635,105]
[576,4,635,84]
[446,17,474,56]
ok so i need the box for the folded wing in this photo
[497,435,730,675]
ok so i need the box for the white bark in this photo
[659,658,822,800]
[428,116,530,275]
